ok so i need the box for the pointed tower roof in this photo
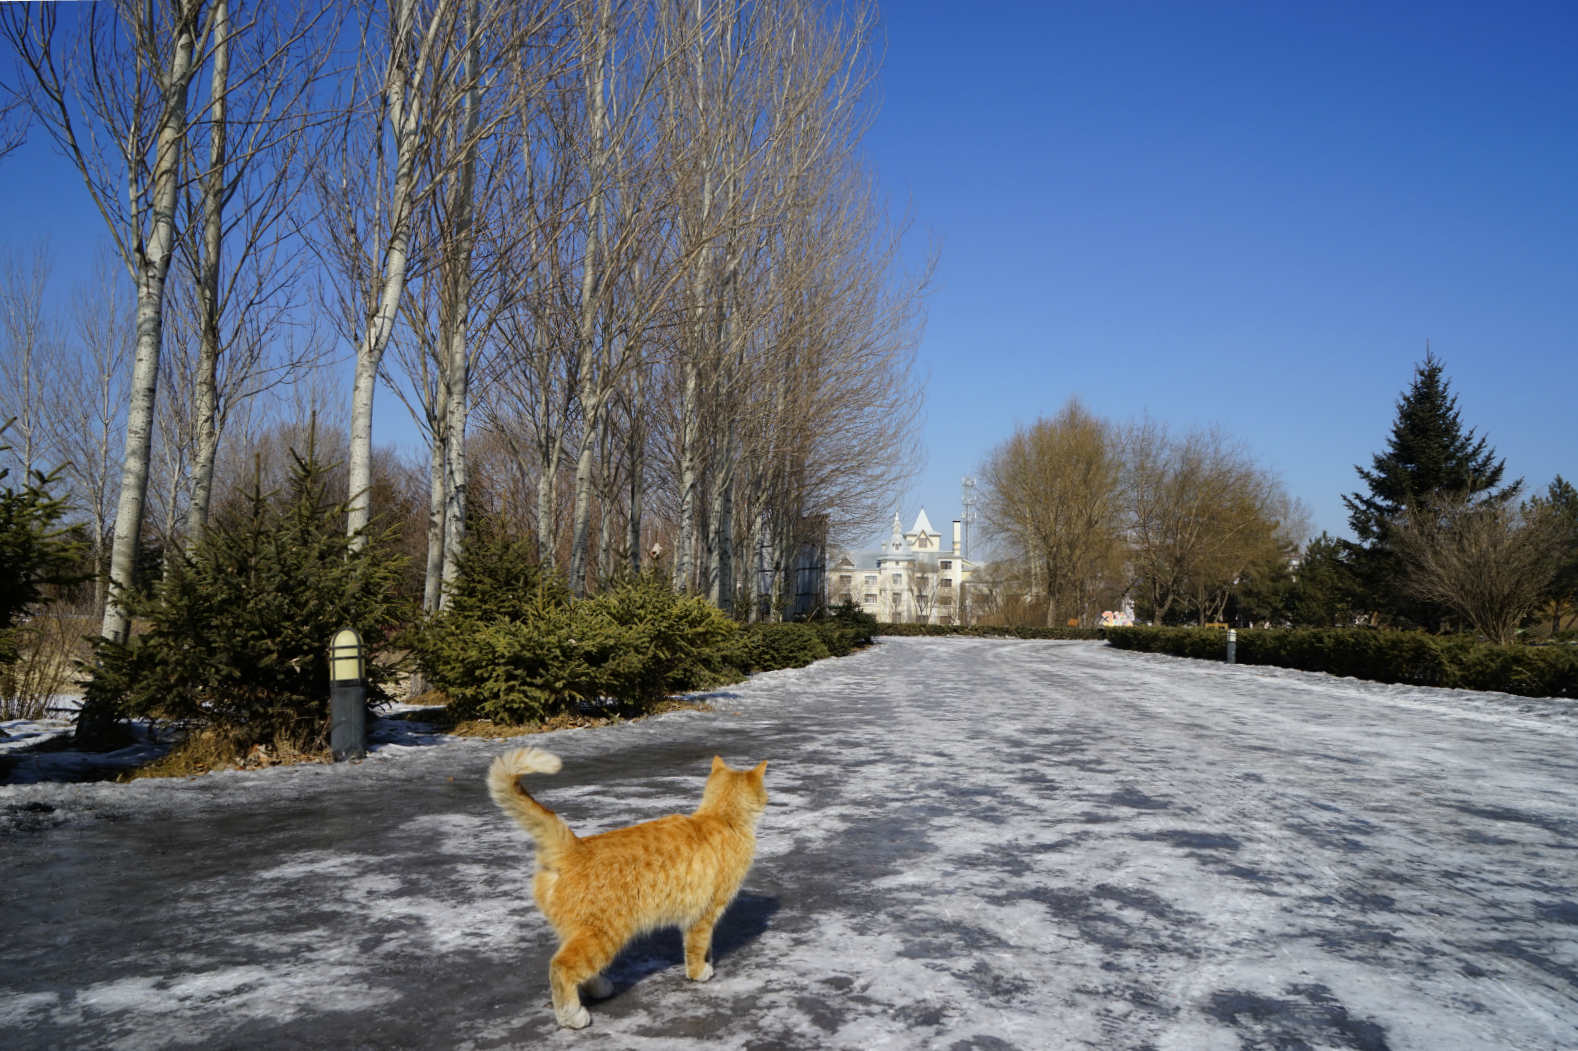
[884,511,913,560]
[911,508,936,537]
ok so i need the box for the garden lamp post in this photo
[1226,628,1237,665]
[330,626,367,761]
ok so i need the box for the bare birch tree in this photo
[175,0,331,547]
[4,2,213,644]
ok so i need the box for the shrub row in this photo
[409,573,737,725]
[732,603,879,672]
[409,553,883,725]
[1105,626,1578,698]
[876,623,1106,640]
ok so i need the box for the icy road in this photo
[3,638,1577,1051]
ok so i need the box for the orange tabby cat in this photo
[487,746,768,1029]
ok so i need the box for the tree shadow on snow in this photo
[603,892,779,991]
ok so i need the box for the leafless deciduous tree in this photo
[54,253,133,615]
[978,398,1124,627]
[0,242,61,481]
[977,405,1297,627]
[1390,491,1566,645]
[174,0,331,548]
[5,1,214,642]
[5,0,933,659]
[315,0,547,556]
[461,0,923,615]
[0,82,28,163]
[1123,417,1286,625]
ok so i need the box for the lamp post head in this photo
[330,626,364,686]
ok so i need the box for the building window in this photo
[864,574,877,585]
[891,573,903,585]
[864,593,877,604]
[940,560,952,569]
[940,578,952,587]
[838,574,852,585]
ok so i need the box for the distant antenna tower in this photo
[960,476,977,561]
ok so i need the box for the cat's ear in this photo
[711,755,727,774]
[750,760,767,782]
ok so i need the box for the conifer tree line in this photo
[972,361,1575,640]
[0,0,928,641]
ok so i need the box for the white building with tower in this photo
[828,509,981,624]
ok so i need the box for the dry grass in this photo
[1,603,95,720]
[117,693,718,780]
[121,728,330,781]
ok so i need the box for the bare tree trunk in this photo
[422,377,449,612]
[672,350,703,591]
[102,18,200,642]
[346,0,430,549]
[627,350,644,574]
[597,408,616,583]
[0,244,56,481]
[566,0,611,597]
[708,322,740,614]
[438,0,482,607]
[183,0,227,551]
[567,427,600,595]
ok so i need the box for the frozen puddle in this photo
[1,638,1575,1050]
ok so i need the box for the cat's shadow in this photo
[603,892,779,991]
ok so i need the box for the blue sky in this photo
[3,2,1573,548]
[865,0,1576,544]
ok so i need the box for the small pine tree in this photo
[1288,532,1357,627]
[0,423,86,667]
[84,444,405,750]
[444,524,562,620]
[1342,352,1516,627]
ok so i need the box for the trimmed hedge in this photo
[876,623,1106,640]
[1105,626,1578,699]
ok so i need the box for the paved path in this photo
[2,638,1576,1050]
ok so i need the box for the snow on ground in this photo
[0,695,176,786]
[2,638,1575,1051]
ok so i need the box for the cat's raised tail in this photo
[487,747,577,867]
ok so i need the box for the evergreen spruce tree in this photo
[0,456,86,667]
[84,441,405,752]
[1342,351,1516,627]
[1288,532,1357,627]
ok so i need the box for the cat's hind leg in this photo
[683,902,730,982]
[580,974,614,1000]
[549,933,617,1028]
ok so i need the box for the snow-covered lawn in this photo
[2,638,1575,1050]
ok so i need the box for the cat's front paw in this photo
[556,1003,592,1029]
[688,962,714,982]
[581,974,614,1000]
